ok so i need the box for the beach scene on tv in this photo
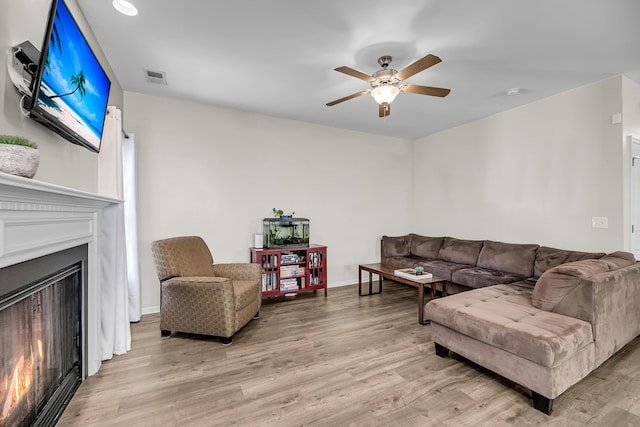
[36,0,111,151]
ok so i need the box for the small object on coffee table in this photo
[393,267,433,282]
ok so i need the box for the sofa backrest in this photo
[438,237,484,266]
[476,240,539,277]
[409,234,444,259]
[381,236,609,283]
[533,246,605,278]
[380,234,412,262]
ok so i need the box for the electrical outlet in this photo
[611,113,622,124]
[592,217,608,229]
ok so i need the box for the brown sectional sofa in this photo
[381,234,640,415]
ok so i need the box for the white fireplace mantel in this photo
[0,173,121,376]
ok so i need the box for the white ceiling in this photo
[77,0,640,140]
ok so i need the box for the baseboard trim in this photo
[328,280,355,288]
[142,305,160,315]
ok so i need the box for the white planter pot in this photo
[0,144,40,178]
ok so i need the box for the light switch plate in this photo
[592,217,609,229]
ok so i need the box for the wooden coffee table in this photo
[358,263,447,325]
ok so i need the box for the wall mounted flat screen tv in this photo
[28,0,111,153]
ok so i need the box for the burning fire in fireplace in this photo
[1,251,84,426]
[1,341,41,426]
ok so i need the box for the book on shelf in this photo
[394,268,433,282]
[280,265,305,278]
[261,254,278,268]
[263,272,277,291]
[279,276,299,292]
[281,253,301,263]
[309,251,322,268]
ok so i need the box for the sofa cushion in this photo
[415,259,470,282]
[451,267,527,289]
[425,284,594,367]
[476,240,539,277]
[410,234,444,259]
[381,235,411,257]
[438,237,484,266]
[532,252,636,312]
[533,246,605,278]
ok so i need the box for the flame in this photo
[1,349,35,421]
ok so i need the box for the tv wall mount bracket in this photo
[7,41,40,96]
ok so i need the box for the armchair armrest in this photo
[212,263,262,281]
[162,276,234,297]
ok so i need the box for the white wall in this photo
[123,92,413,311]
[1,0,122,192]
[412,76,628,253]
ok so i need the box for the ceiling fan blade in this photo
[326,90,369,106]
[378,102,390,118]
[401,84,451,97]
[395,54,442,81]
[334,66,375,83]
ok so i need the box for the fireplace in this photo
[0,173,121,425]
[0,245,87,427]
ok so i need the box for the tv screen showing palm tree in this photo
[30,0,111,153]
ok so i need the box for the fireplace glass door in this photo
[0,263,82,427]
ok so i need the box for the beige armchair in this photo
[151,235,262,345]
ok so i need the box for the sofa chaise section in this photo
[425,252,640,414]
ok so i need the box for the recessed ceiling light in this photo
[112,0,138,16]
[505,88,520,96]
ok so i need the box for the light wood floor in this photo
[57,282,640,427]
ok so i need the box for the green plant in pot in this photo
[0,135,40,178]
[272,208,295,218]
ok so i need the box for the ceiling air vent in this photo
[145,69,167,85]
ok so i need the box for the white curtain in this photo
[98,107,131,360]
[122,134,142,322]
[100,203,131,359]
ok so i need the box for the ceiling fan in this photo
[326,54,450,117]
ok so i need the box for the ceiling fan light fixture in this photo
[326,53,450,117]
[112,0,138,16]
[371,85,400,105]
